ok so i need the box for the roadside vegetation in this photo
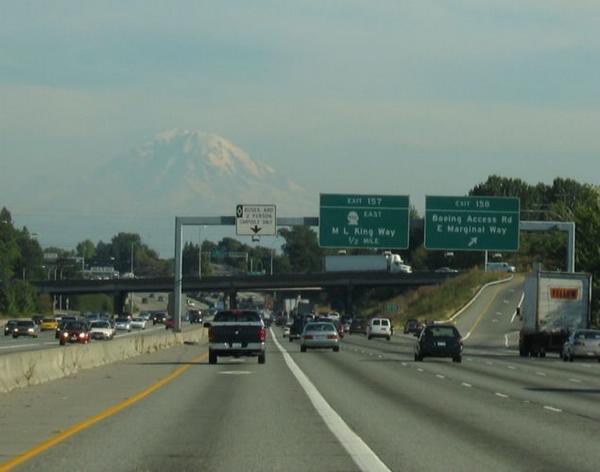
[2,175,599,325]
[363,269,507,329]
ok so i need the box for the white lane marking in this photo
[485,361,493,366]
[544,406,562,413]
[270,329,391,472]
[219,371,252,375]
[496,312,503,316]
[417,368,424,372]
[503,300,509,304]
[0,343,40,350]
[569,378,582,383]
[435,374,445,379]
[492,319,499,323]
[461,382,472,388]
[378,355,384,359]
[504,335,509,348]
[495,393,509,399]
[536,372,547,377]
[507,366,516,370]
[401,362,407,367]
[462,332,472,341]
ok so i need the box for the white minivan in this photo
[367,318,392,341]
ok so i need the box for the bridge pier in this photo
[114,291,127,315]
[345,285,353,316]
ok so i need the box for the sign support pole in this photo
[173,217,183,332]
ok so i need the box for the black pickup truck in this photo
[205,310,267,365]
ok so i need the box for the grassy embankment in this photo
[365,269,507,329]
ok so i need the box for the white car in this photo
[130,317,148,330]
[90,320,116,340]
[367,318,392,341]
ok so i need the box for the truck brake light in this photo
[259,327,266,342]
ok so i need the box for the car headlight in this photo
[62,332,69,337]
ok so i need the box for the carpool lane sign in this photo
[425,196,520,251]
[319,194,410,249]
[236,204,276,236]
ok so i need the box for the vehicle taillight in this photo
[62,332,69,337]
[79,332,85,338]
[259,327,267,342]
[327,335,338,340]
[304,335,313,340]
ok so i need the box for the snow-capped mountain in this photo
[59,129,310,216]
[12,130,314,254]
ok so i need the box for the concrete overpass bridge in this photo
[33,271,457,314]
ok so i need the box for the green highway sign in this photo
[425,196,520,251]
[319,194,410,249]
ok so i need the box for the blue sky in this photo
[1,1,599,252]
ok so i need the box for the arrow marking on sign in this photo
[468,237,478,247]
[251,225,262,234]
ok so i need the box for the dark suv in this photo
[349,318,367,335]
[415,324,463,363]
[404,319,424,336]
[152,312,167,325]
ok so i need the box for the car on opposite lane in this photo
[152,312,167,325]
[4,320,18,336]
[59,320,91,345]
[12,320,40,338]
[415,324,463,363]
[114,317,132,332]
[130,317,148,330]
[562,329,600,362]
[300,322,340,353]
[40,318,59,331]
[90,320,116,340]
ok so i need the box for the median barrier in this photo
[0,327,205,394]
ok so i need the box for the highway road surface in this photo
[1,276,600,471]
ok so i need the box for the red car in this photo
[59,321,91,345]
[164,318,175,330]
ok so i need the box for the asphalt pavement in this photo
[1,276,600,471]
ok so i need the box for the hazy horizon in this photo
[2,1,599,255]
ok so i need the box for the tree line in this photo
[2,175,598,318]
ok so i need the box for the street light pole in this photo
[198,227,202,279]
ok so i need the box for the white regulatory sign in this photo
[235,204,276,236]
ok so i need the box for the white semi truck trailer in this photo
[518,271,592,358]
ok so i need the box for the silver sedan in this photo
[300,322,340,353]
[130,317,148,330]
[562,329,600,362]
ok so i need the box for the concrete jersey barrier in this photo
[0,327,205,394]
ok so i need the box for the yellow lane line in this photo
[0,352,208,472]
[465,286,502,338]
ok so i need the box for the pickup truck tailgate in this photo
[211,324,263,344]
